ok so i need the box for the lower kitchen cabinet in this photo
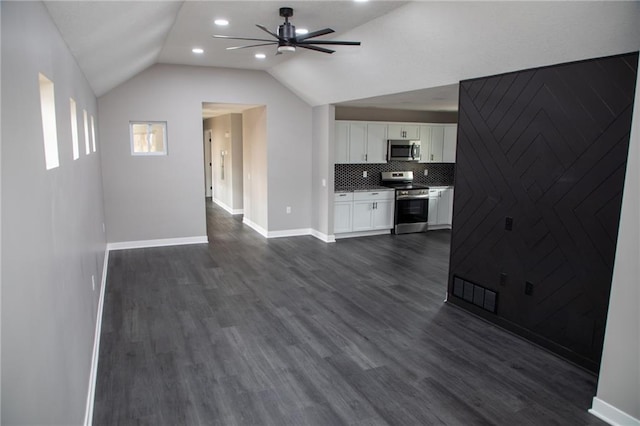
[427,187,454,229]
[334,190,395,236]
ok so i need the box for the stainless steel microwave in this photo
[387,140,421,161]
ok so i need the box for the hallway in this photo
[93,201,602,425]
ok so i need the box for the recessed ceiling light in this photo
[192,48,204,54]
[354,0,369,2]
[295,28,309,35]
[214,19,229,26]
[255,53,266,59]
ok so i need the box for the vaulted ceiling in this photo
[44,1,407,96]
[44,1,640,112]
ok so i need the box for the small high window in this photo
[91,115,97,152]
[39,73,59,170]
[83,109,90,155]
[70,98,79,160]
[130,122,167,156]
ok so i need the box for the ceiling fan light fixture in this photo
[277,45,296,53]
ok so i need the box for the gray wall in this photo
[594,74,640,420]
[99,64,312,243]
[1,2,107,424]
[311,105,335,238]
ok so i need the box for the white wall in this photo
[242,107,268,232]
[99,64,312,243]
[591,73,640,425]
[270,1,640,106]
[1,2,107,424]
[207,114,243,214]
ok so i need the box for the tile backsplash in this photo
[335,162,455,188]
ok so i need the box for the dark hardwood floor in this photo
[93,199,603,425]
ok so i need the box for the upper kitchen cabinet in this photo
[335,121,387,164]
[420,124,457,163]
[388,123,420,140]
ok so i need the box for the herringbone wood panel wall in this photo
[449,52,638,372]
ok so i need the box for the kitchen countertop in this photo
[335,186,394,192]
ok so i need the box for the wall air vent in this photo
[452,276,497,313]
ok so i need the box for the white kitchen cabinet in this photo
[388,123,420,140]
[428,189,440,225]
[437,188,453,226]
[335,190,394,234]
[429,126,445,162]
[334,192,354,234]
[427,187,454,229]
[420,124,457,163]
[335,122,350,163]
[352,191,395,232]
[335,121,387,164]
[366,123,388,163]
[443,126,457,162]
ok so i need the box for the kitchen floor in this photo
[93,200,604,425]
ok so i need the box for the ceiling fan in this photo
[212,7,361,55]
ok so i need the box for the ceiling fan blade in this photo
[297,40,361,46]
[213,35,276,43]
[256,24,283,41]
[226,42,278,51]
[295,28,334,42]
[297,44,335,54]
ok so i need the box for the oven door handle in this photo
[396,194,430,200]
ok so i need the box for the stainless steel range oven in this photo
[381,171,430,234]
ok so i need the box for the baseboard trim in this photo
[267,228,313,238]
[213,198,243,215]
[107,236,208,251]
[311,229,336,243]
[84,248,110,426]
[242,217,268,237]
[589,397,640,426]
[335,229,392,239]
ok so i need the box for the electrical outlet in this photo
[424,169,429,176]
[525,281,533,296]
[500,273,507,286]
[505,217,513,231]
[363,171,368,178]
[286,206,291,214]
[322,179,326,187]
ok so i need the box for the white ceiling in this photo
[43,1,640,113]
[44,1,418,102]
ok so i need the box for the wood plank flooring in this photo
[93,200,603,425]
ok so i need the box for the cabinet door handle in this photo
[431,154,434,161]
[365,153,368,161]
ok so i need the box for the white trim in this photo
[311,229,336,243]
[589,397,640,426]
[107,236,208,251]
[267,228,313,238]
[84,248,110,426]
[212,198,243,215]
[335,229,392,239]
[242,217,268,237]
